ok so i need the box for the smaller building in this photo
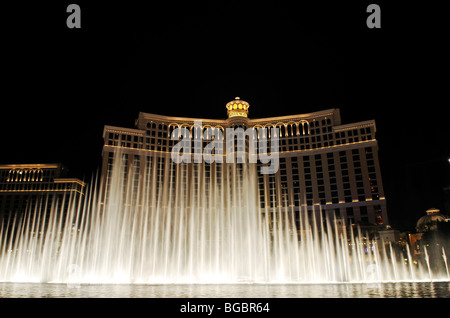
[0,164,85,231]
[378,226,401,243]
[415,208,448,233]
[408,208,450,265]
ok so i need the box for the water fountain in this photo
[442,247,449,280]
[0,149,447,285]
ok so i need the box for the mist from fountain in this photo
[0,149,447,284]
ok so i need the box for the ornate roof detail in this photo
[226,97,250,118]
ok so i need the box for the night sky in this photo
[2,1,449,231]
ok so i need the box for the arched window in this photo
[168,124,179,138]
[280,125,286,137]
[263,126,270,139]
[287,124,292,137]
[195,126,201,139]
[299,120,310,135]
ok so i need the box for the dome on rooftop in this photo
[416,208,448,232]
[226,97,250,118]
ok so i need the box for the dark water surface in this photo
[0,281,449,298]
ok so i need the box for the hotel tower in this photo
[100,98,388,230]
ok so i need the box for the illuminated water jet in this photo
[0,150,448,284]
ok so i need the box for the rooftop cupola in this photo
[226,97,250,118]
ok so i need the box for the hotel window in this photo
[344,187,352,202]
[346,207,354,217]
[357,188,365,201]
[293,188,301,203]
[360,205,368,217]
[329,189,339,202]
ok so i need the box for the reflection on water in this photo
[0,282,449,298]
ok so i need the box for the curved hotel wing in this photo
[0,164,86,227]
[101,98,388,228]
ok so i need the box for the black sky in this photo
[2,1,449,231]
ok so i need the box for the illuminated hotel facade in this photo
[101,98,389,229]
[0,164,86,229]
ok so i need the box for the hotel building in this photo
[100,98,389,229]
[0,164,86,229]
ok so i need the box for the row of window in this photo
[105,129,375,153]
[103,145,382,213]
[109,125,372,143]
[1,169,60,183]
[261,204,384,228]
[0,182,83,192]
[256,147,380,207]
[108,119,371,145]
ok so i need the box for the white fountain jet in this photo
[0,148,447,284]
